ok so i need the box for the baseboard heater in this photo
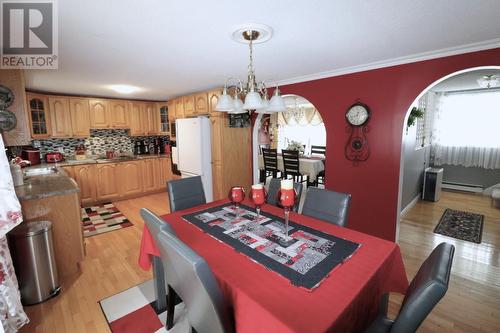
[442,181,483,193]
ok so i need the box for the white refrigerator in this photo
[175,116,213,202]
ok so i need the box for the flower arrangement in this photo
[286,140,305,155]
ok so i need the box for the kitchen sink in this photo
[23,166,58,177]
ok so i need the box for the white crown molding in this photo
[277,38,500,87]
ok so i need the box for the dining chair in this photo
[167,176,206,212]
[140,208,180,327]
[310,145,326,185]
[262,147,280,179]
[301,187,351,227]
[266,178,303,212]
[281,149,307,184]
[365,242,455,333]
[156,230,234,333]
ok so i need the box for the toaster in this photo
[45,152,64,163]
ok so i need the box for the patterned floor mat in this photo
[81,203,133,237]
[434,208,484,244]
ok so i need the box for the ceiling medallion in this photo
[215,24,286,115]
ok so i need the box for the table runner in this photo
[182,203,360,290]
[139,199,409,332]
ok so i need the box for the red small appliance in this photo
[45,152,64,163]
[21,148,41,166]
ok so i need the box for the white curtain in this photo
[0,134,29,332]
[431,90,500,169]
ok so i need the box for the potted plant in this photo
[286,140,305,156]
[406,107,425,132]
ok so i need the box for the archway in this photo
[396,65,500,239]
[252,94,326,185]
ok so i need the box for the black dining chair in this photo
[281,149,307,184]
[167,176,206,212]
[301,187,351,227]
[140,209,180,327]
[156,229,234,333]
[266,178,303,212]
[365,242,455,333]
[262,147,281,179]
[310,145,326,185]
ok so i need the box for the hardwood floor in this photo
[19,192,170,333]
[20,190,500,332]
[391,191,500,332]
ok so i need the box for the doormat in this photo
[434,208,484,244]
[99,279,188,333]
[81,203,133,237]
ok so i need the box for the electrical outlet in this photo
[57,147,64,153]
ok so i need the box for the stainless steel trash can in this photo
[8,221,61,305]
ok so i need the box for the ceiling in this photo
[24,0,500,100]
[431,69,500,92]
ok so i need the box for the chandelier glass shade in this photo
[477,74,499,89]
[215,26,286,114]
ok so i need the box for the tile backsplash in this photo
[31,129,168,157]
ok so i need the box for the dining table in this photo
[139,199,408,333]
[258,154,325,182]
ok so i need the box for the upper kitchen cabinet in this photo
[26,92,51,138]
[145,103,158,135]
[175,97,185,119]
[89,99,109,128]
[195,92,209,115]
[48,97,72,138]
[183,95,195,117]
[208,89,222,115]
[69,98,91,137]
[128,101,144,136]
[109,100,129,128]
[156,102,170,135]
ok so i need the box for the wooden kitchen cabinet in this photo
[159,157,172,187]
[95,163,120,201]
[141,159,161,192]
[156,102,170,135]
[128,101,144,136]
[118,161,143,197]
[207,88,252,199]
[73,164,97,205]
[109,100,129,128]
[145,103,158,135]
[89,99,109,128]
[69,98,91,137]
[195,92,209,114]
[26,93,51,138]
[183,95,195,117]
[175,97,185,119]
[48,97,72,137]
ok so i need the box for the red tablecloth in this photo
[139,199,408,333]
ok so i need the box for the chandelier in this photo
[477,74,499,89]
[215,24,286,114]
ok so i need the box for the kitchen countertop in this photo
[14,154,171,201]
[15,166,79,201]
[55,153,170,166]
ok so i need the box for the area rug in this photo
[99,279,188,333]
[434,208,484,244]
[81,203,133,237]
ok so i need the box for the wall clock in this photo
[345,102,370,165]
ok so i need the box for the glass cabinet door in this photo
[159,105,169,134]
[27,94,50,138]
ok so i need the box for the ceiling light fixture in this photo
[109,84,141,94]
[215,24,286,114]
[477,74,499,89]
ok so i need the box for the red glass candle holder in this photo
[228,186,245,216]
[251,184,266,220]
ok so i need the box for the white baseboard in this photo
[400,194,421,216]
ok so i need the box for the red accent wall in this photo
[278,48,500,241]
